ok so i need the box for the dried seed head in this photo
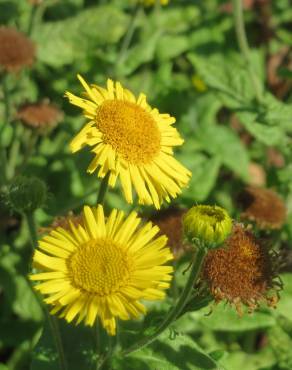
[17,102,63,131]
[202,223,281,314]
[38,213,83,235]
[238,186,286,229]
[0,27,35,73]
[151,208,190,259]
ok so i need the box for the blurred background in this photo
[0,0,292,369]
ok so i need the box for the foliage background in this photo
[0,0,292,369]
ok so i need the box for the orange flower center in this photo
[96,100,161,164]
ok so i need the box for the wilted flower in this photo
[183,205,232,247]
[238,186,286,229]
[202,223,281,315]
[30,205,173,335]
[65,75,191,209]
[17,101,63,131]
[0,27,35,73]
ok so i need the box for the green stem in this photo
[0,77,10,185]
[232,0,263,104]
[25,212,38,250]
[97,172,110,205]
[115,4,142,73]
[25,211,67,370]
[47,314,68,370]
[121,247,208,356]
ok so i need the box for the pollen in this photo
[68,238,131,295]
[202,223,280,313]
[96,100,161,164]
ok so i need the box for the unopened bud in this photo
[7,176,47,214]
[183,205,232,248]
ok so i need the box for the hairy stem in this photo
[121,247,208,356]
[233,0,263,104]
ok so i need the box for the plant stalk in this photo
[25,211,67,370]
[232,0,263,104]
[97,172,110,205]
[47,314,68,370]
[121,247,208,356]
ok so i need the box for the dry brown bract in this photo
[17,102,63,130]
[0,27,35,72]
[202,223,281,315]
[151,208,190,259]
[238,186,286,229]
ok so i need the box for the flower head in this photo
[0,27,35,73]
[183,205,232,247]
[30,205,173,335]
[238,186,286,229]
[202,224,280,314]
[17,101,63,131]
[65,75,191,209]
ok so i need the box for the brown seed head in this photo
[0,27,35,72]
[39,213,83,235]
[151,208,190,259]
[17,102,63,130]
[202,223,280,314]
[238,186,286,229]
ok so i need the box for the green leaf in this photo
[117,332,219,370]
[32,6,129,67]
[199,304,276,331]
[13,276,43,322]
[113,347,178,370]
[236,111,286,146]
[181,154,221,202]
[119,31,162,76]
[156,35,190,62]
[31,318,96,370]
[153,331,219,370]
[275,274,292,322]
[187,52,260,109]
[268,326,292,370]
[196,124,249,180]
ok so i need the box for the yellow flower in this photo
[183,205,232,247]
[191,74,207,93]
[142,0,169,6]
[65,75,191,209]
[30,205,173,335]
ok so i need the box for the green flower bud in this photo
[183,205,232,248]
[7,176,47,214]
